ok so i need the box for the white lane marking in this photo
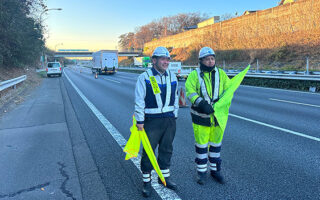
[117,71,140,75]
[64,70,181,200]
[115,75,137,81]
[240,85,320,96]
[229,113,320,142]
[117,71,142,76]
[269,98,320,108]
[103,78,121,84]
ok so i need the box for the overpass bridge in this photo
[54,51,142,58]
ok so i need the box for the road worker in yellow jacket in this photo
[185,47,230,185]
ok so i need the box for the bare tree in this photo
[118,12,208,50]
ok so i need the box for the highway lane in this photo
[78,67,320,138]
[64,67,320,199]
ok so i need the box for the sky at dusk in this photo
[45,0,280,51]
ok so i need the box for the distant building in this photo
[183,25,198,31]
[279,0,297,5]
[197,16,220,28]
[242,10,258,15]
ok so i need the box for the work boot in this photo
[142,181,152,197]
[210,171,225,184]
[158,177,177,190]
[196,171,207,185]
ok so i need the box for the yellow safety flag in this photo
[214,65,250,133]
[149,76,161,94]
[123,116,167,186]
[124,124,141,160]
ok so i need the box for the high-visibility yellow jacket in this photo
[185,67,230,126]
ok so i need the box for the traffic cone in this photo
[179,87,188,108]
[95,72,98,79]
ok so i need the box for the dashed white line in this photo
[115,75,137,81]
[269,98,320,108]
[229,113,320,142]
[64,70,181,200]
[103,78,121,84]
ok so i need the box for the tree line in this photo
[118,12,209,51]
[0,0,46,68]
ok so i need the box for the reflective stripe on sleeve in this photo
[188,93,198,100]
[194,97,203,106]
[190,109,210,118]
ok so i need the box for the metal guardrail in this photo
[226,72,320,81]
[0,75,27,92]
[118,67,320,81]
[36,69,46,72]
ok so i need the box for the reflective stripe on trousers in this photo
[195,143,208,172]
[195,142,222,172]
[161,169,170,178]
[209,142,221,171]
[143,173,151,182]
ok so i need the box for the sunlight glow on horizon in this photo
[45,0,279,52]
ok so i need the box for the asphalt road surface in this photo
[0,66,319,200]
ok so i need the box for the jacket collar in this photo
[200,63,216,73]
[151,67,168,76]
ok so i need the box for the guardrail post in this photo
[306,56,309,75]
[257,59,259,72]
[223,60,226,71]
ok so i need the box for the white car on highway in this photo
[46,62,62,77]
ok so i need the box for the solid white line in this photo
[240,85,320,96]
[103,78,121,84]
[229,113,320,142]
[269,98,320,108]
[64,70,181,200]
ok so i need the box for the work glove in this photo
[198,100,214,114]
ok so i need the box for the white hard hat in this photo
[199,47,215,59]
[152,46,170,58]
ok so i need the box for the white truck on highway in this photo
[92,50,118,74]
